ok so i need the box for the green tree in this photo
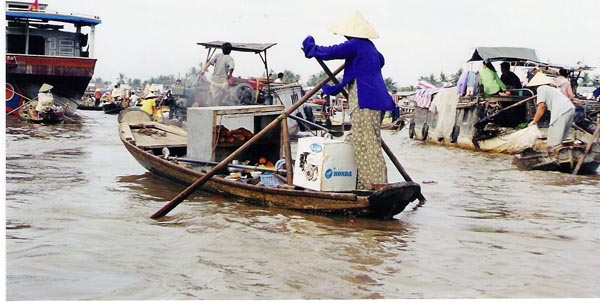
[450,68,464,85]
[117,73,126,84]
[399,85,415,92]
[130,78,142,89]
[307,71,340,87]
[419,73,439,87]
[439,72,448,84]
[384,77,398,91]
[579,72,592,86]
[282,70,301,83]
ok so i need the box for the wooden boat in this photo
[103,102,125,114]
[17,101,64,124]
[118,109,421,219]
[5,1,101,117]
[77,104,103,111]
[513,141,600,174]
[408,47,598,169]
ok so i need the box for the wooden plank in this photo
[132,127,187,148]
[147,122,188,137]
[119,123,135,143]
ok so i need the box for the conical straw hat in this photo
[328,11,379,39]
[526,72,553,87]
[39,83,53,92]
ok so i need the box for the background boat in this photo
[5,1,101,117]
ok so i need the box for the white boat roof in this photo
[468,47,539,62]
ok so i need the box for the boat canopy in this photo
[6,11,102,26]
[197,41,277,54]
[468,47,539,63]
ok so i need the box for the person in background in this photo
[129,92,140,107]
[94,88,102,106]
[553,68,575,100]
[500,62,522,90]
[527,72,575,147]
[110,84,122,103]
[390,89,401,122]
[302,11,395,190]
[35,83,57,115]
[526,66,539,82]
[274,72,284,83]
[201,42,235,106]
[141,92,157,117]
[593,87,600,101]
[553,68,586,125]
[479,60,507,95]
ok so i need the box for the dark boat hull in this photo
[103,103,125,114]
[512,143,600,174]
[6,55,96,116]
[118,116,421,219]
[77,105,103,111]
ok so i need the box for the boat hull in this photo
[118,116,421,219]
[103,103,125,114]
[6,54,96,115]
[513,143,600,174]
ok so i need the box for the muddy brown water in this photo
[5,111,600,299]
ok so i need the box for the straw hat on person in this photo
[145,92,157,99]
[328,10,379,39]
[526,72,553,87]
[39,83,53,92]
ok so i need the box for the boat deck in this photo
[124,122,187,149]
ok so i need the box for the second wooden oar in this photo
[315,58,426,203]
[572,117,600,175]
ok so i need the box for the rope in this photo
[6,89,38,116]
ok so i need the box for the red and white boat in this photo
[5,1,101,116]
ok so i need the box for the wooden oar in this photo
[572,117,600,175]
[474,95,537,127]
[150,64,345,219]
[315,58,426,203]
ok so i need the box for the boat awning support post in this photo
[150,64,345,219]
[314,58,426,203]
[280,114,294,185]
[25,20,30,54]
[258,50,272,99]
[89,25,96,58]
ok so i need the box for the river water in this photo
[5,110,600,300]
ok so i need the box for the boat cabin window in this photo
[6,34,45,55]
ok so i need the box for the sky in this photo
[11,0,600,87]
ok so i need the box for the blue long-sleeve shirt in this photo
[302,36,394,111]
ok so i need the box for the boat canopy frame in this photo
[468,46,594,76]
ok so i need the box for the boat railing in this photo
[506,88,535,97]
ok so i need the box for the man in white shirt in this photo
[111,84,123,103]
[129,92,140,106]
[527,73,575,147]
[201,42,235,106]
